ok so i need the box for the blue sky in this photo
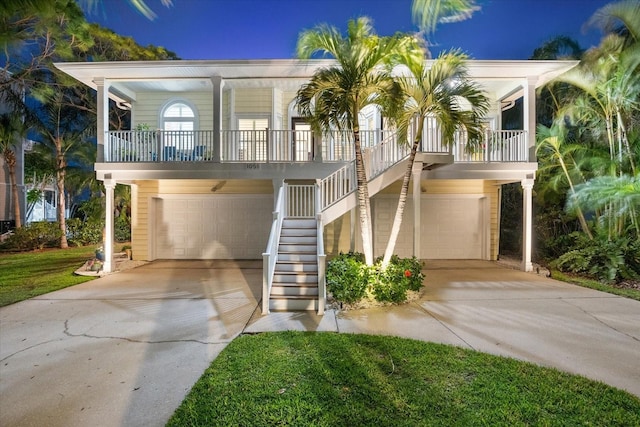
[86,0,610,60]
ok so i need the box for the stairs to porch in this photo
[269,218,320,311]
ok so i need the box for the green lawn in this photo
[551,270,640,302]
[168,332,640,427]
[0,246,97,306]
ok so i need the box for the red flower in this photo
[404,270,412,278]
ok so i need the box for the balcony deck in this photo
[105,129,529,165]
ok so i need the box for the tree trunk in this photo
[56,141,68,248]
[353,126,374,266]
[381,118,424,267]
[8,165,21,228]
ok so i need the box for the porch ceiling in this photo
[55,59,578,103]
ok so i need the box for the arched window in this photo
[160,101,198,158]
[162,102,195,132]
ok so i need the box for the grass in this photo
[551,270,640,302]
[168,332,640,427]
[0,245,98,306]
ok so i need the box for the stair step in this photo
[279,244,317,252]
[275,262,318,273]
[281,228,316,237]
[269,297,317,311]
[282,218,316,228]
[271,285,319,296]
[278,253,316,262]
[273,273,318,283]
[280,235,317,244]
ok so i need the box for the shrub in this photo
[2,221,63,251]
[553,232,640,283]
[67,218,104,246]
[327,252,425,305]
[326,252,370,304]
[114,214,131,242]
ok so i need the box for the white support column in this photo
[211,76,223,162]
[94,78,110,162]
[412,163,422,259]
[103,177,115,273]
[521,178,534,272]
[522,76,537,161]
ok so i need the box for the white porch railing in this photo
[286,184,316,218]
[106,129,528,163]
[262,184,285,314]
[108,130,215,162]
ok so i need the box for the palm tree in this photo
[295,17,418,266]
[412,0,480,34]
[536,123,593,239]
[380,50,489,266]
[0,114,26,228]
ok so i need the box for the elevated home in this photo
[55,59,576,314]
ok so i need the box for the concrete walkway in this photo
[1,260,639,426]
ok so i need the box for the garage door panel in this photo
[421,196,483,259]
[155,195,272,259]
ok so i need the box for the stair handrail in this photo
[262,182,286,314]
[315,180,326,315]
[364,129,409,180]
[318,160,357,211]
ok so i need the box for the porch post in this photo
[103,177,115,273]
[521,177,534,272]
[211,76,223,162]
[523,76,537,161]
[94,78,110,162]
[412,162,422,259]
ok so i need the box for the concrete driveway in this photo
[0,260,262,427]
[1,260,639,426]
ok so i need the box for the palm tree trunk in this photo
[55,142,68,249]
[382,118,424,267]
[8,165,22,228]
[353,126,374,266]
[558,156,593,239]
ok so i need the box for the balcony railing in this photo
[106,129,528,164]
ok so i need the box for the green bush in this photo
[553,232,640,283]
[327,252,425,305]
[326,252,370,304]
[114,214,131,242]
[2,221,63,251]
[67,218,104,246]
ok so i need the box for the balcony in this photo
[105,129,529,164]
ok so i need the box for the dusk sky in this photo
[85,0,611,60]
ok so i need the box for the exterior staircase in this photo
[269,218,320,311]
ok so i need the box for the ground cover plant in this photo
[168,331,640,426]
[0,245,97,306]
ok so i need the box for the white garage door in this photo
[421,195,484,259]
[154,195,272,259]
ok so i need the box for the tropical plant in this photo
[380,49,489,267]
[295,17,418,265]
[412,0,480,35]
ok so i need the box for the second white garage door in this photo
[421,195,485,259]
[154,195,272,259]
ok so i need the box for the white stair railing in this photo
[315,180,326,316]
[262,184,285,314]
[318,161,357,211]
[365,131,410,180]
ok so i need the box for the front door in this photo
[292,118,313,161]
